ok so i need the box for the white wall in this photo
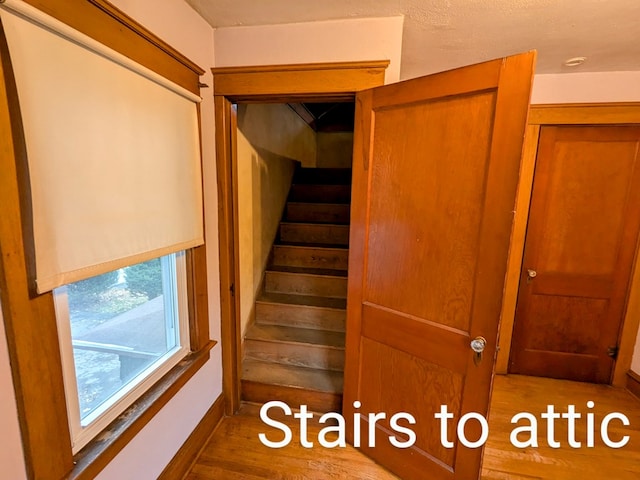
[214,16,404,84]
[95,356,221,480]
[238,104,316,168]
[236,104,314,337]
[531,71,640,104]
[632,319,640,374]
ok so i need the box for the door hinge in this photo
[607,346,619,359]
[230,282,235,297]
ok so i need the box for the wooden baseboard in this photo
[626,370,640,400]
[158,393,225,480]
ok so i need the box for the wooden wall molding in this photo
[529,102,640,125]
[626,370,640,400]
[0,21,73,478]
[158,394,225,480]
[19,0,204,94]
[212,60,389,100]
[496,124,540,374]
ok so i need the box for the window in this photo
[0,1,211,478]
[54,252,189,452]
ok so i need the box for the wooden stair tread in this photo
[240,167,352,407]
[279,223,350,246]
[257,292,346,310]
[273,243,348,252]
[287,201,350,208]
[242,358,344,394]
[280,221,348,227]
[272,244,349,270]
[266,265,348,277]
[285,202,350,224]
[276,241,350,250]
[245,324,345,349]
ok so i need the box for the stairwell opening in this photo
[236,100,355,413]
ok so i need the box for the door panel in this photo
[343,52,536,480]
[365,93,494,331]
[510,126,640,383]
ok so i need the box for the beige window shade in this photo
[0,1,204,293]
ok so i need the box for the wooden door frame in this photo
[212,60,389,414]
[496,103,640,387]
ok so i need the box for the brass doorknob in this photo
[527,269,537,278]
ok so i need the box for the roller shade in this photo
[0,1,204,293]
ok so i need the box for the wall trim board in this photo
[626,371,640,400]
[495,124,540,374]
[212,60,389,100]
[529,102,640,125]
[157,394,225,480]
[497,103,640,387]
[213,61,387,415]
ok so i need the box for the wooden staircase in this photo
[242,167,351,413]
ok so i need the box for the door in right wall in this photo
[510,125,640,383]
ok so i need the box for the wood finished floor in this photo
[186,375,640,479]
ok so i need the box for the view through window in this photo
[54,252,189,451]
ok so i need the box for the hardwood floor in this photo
[186,375,640,479]
[482,375,640,480]
[185,402,398,480]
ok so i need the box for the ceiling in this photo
[186,0,640,80]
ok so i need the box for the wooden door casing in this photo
[510,125,640,383]
[343,52,536,480]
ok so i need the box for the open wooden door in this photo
[343,52,536,480]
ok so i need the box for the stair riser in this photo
[280,224,349,246]
[256,302,346,332]
[244,339,345,371]
[289,184,351,204]
[293,168,351,185]
[286,203,350,224]
[272,245,349,270]
[265,272,347,298]
[241,381,342,414]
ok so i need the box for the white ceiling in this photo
[186,0,640,80]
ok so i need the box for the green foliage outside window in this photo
[125,258,163,299]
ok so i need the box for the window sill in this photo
[69,340,216,480]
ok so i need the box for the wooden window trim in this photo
[20,0,204,95]
[0,2,213,479]
[212,61,388,415]
[496,102,640,387]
